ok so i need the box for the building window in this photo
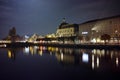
[82,32,88,35]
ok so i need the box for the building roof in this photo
[59,23,78,29]
[80,15,120,25]
[59,22,68,28]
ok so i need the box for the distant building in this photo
[28,34,39,42]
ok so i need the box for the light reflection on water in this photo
[6,46,120,70]
[0,46,120,80]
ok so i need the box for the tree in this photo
[114,33,120,44]
[101,34,111,44]
[12,27,16,36]
[78,35,83,43]
[9,27,16,37]
[8,27,17,42]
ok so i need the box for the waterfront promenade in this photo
[0,42,120,49]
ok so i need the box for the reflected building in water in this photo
[23,46,38,55]
[54,47,120,70]
[7,48,17,60]
[10,46,120,71]
[55,48,91,67]
[23,46,50,56]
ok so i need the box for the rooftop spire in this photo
[62,18,66,23]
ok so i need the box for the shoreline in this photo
[0,42,120,49]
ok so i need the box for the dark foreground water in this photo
[0,46,120,80]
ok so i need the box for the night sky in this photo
[0,0,120,39]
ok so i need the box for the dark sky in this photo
[0,0,120,39]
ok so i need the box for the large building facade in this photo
[56,20,79,44]
[79,15,120,43]
[56,23,79,37]
[55,16,120,44]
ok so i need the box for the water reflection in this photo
[4,46,120,71]
[7,48,16,60]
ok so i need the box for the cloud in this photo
[0,0,120,39]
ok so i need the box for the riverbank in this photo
[0,42,119,49]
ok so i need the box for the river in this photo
[0,46,120,80]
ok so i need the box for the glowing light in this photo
[92,54,94,69]
[42,46,46,50]
[30,47,34,55]
[97,38,101,42]
[82,32,88,34]
[25,35,29,39]
[24,47,29,54]
[39,50,43,56]
[116,57,119,67]
[97,57,99,68]
[101,50,105,56]
[8,50,12,58]
[82,53,89,63]
[48,47,51,51]
[91,38,96,43]
[61,53,64,61]
[0,44,6,47]
[34,41,38,43]
[92,49,96,54]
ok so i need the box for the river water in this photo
[0,46,120,80]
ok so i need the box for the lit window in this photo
[82,32,88,34]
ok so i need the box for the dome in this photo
[59,22,68,29]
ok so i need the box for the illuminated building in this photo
[56,18,79,44]
[56,23,79,37]
[79,15,120,43]
[56,16,120,44]
[28,34,45,43]
[28,34,38,42]
[56,20,79,37]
